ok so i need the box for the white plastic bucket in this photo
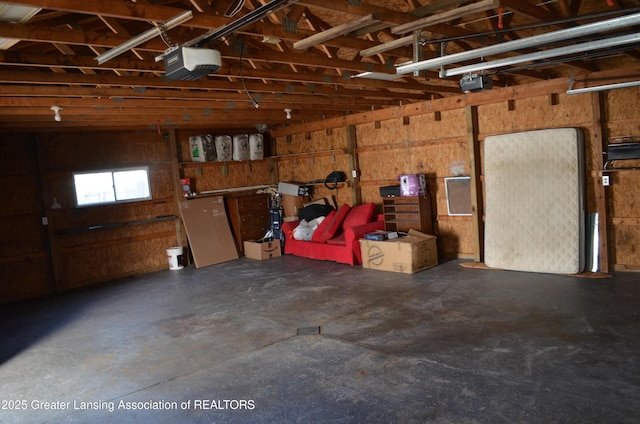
[167,246,184,270]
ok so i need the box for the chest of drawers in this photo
[226,192,271,255]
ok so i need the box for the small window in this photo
[74,167,151,207]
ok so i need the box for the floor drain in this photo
[297,326,321,336]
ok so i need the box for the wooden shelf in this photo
[179,158,271,167]
[382,195,433,233]
[601,167,640,173]
[56,215,178,235]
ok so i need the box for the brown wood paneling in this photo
[610,224,640,270]
[181,160,273,193]
[0,256,54,303]
[39,129,181,291]
[0,133,55,303]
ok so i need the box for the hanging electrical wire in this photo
[238,35,260,109]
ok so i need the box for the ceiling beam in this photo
[2,0,228,29]
[296,0,415,26]
[0,84,394,106]
[392,0,500,35]
[293,13,380,50]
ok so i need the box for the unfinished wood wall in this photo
[604,88,640,271]
[0,130,184,303]
[2,81,638,303]
[274,128,353,206]
[41,130,181,291]
[176,129,275,193]
[0,133,54,303]
[272,85,640,271]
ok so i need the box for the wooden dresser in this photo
[225,192,271,255]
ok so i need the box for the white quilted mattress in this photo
[484,128,585,274]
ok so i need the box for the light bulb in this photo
[51,106,62,122]
[284,108,291,119]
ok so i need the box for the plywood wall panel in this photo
[606,86,640,123]
[181,160,273,193]
[357,139,468,182]
[61,233,176,289]
[50,201,175,232]
[2,175,41,217]
[357,110,466,149]
[610,224,640,270]
[0,256,54,304]
[361,185,383,207]
[0,215,48,257]
[609,173,640,218]
[478,94,593,135]
[275,128,347,156]
[436,219,475,258]
[0,134,37,177]
[278,154,349,185]
[0,133,54,304]
[44,132,170,172]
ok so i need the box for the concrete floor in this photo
[1,256,639,424]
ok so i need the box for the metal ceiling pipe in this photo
[396,11,640,75]
[97,10,193,64]
[441,32,640,77]
[567,80,640,95]
[421,6,640,46]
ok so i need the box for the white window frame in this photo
[73,166,152,207]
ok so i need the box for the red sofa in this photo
[282,202,384,265]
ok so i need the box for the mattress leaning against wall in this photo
[483,128,585,274]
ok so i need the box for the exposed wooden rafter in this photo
[0,0,637,131]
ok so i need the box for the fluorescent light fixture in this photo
[397,11,640,75]
[0,4,41,50]
[351,71,404,81]
[567,80,640,95]
[96,10,193,64]
[442,32,640,77]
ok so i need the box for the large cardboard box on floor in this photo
[179,196,239,268]
[360,229,437,274]
[244,239,281,260]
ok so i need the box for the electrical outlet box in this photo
[41,217,48,226]
[602,175,610,186]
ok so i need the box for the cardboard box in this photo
[278,182,310,196]
[360,229,437,274]
[363,230,399,241]
[281,194,306,219]
[244,239,281,260]
[304,196,337,209]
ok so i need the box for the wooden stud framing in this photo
[591,92,610,273]
[35,134,64,293]
[466,106,484,262]
[346,125,362,205]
